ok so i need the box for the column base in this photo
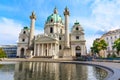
[26,49,33,58]
[63,48,72,58]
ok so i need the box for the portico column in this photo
[36,44,38,56]
[53,43,55,56]
[37,44,40,56]
[57,44,59,55]
[41,44,43,56]
[55,43,56,56]
[34,43,36,56]
[51,43,52,56]
[47,44,49,56]
[39,44,41,56]
[82,45,84,55]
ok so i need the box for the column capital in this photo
[30,11,36,20]
[64,7,70,16]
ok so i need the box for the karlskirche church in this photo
[17,7,86,59]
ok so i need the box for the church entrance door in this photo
[20,48,24,58]
[75,46,81,57]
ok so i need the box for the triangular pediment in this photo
[35,35,58,42]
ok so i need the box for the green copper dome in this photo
[46,7,63,23]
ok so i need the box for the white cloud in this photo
[0,17,23,45]
[69,0,120,52]
[0,17,43,45]
[91,0,120,30]
[70,0,120,32]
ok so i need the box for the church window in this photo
[59,37,61,40]
[50,27,53,33]
[22,39,25,42]
[106,37,108,40]
[51,18,53,22]
[107,47,110,50]
[60,29,62,33]
[76,27,79,30]
[23,31,26,34]
[111,36,112,39]
[76,46,81,50]
[76,36,79,40]
[59,45,62,50]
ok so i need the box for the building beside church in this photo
[100,29,120,57]
[17,7,86,58]
[0,45,17,58]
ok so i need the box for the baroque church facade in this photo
[17,7,86,58]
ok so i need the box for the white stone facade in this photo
[17,8,86,58]
[101,29,120,57]
[17,27,30,57]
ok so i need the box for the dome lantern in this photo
[54,7,58,14]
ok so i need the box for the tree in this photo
[113,38,120,55]
[99,40,108,57]
[0,48,6,58]
[91,39,108,57]
[91,40,100,54]
[99,40,108,50]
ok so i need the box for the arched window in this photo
[76,27,79,30]
[76,46,81,50]
[20,48,24,58]
[50,27,53,33]
[51,18,53,22]
[22,39,25,42]
[60,29,62,33]
[59,37,61,40]
[59,45,62,50]
[23,31,26,34]
[75,46,81,57]
[76,36,79,40]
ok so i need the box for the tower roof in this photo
[24,26,29,30]
[71,21,84,31]
[74,20,80,25]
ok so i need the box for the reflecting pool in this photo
[0,62,108,80]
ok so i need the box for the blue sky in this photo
[0,0,120,51]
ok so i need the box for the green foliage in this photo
[0,64,3,68]
[91,39,108,56]
[113,38,120,55]
[0,48,6,58]
[107,53,111,58]
[107,53,117,58]
[99,40,108,50]
[111,53,117,58]
[91,40,100,54]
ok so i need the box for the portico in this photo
[34,35,59,57]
